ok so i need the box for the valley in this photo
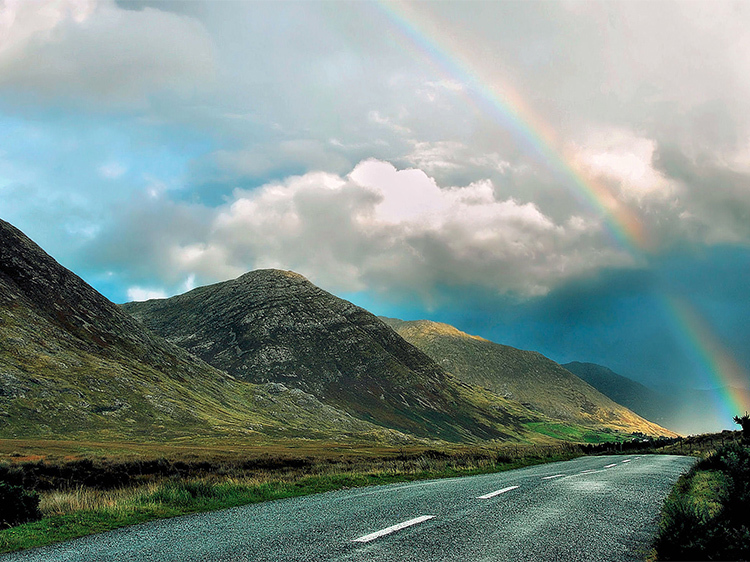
[0,217,680,552]
[0,217,674,446]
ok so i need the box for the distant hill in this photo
[561,362,668,426]
[0,218,402,443]
[562,361,747,435]
[381,318,674,437]
[123,270,556,442]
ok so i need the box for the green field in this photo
[522,422,624,443]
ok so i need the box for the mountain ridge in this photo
[0,218,406,443]
[381,318,675,437]
[1,217,675,444]
[123,270,546,442]
[563,361,750,434]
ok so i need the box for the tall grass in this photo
[41,486,150,517]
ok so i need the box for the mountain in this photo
[563,361,748,435]
[124,275,673,441]
[0,218,400,443]
[561,362,670,426]
[122,270,555,442]
[0,216,675,444]
[381,318,674,437]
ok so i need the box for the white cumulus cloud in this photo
[570,130,679,204]
[203,159,632,297]
[126,286,167,302]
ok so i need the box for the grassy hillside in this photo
[0,218,407,444]
[123,269,591,443]
[562,361,668,426]
[382,318,675,437]
[2,217,624,446]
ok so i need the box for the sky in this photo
[1,0,749,432]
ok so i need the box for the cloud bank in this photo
[87,158,640,300]
[1,0,749,417]
[0,0,215,106]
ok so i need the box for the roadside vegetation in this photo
[0,439,589,553]
[651,418,750,561]
[0,431,716,556]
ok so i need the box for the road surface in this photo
[1,454,694,562]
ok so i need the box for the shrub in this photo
[0,482,42,529]
[654,443,750,560]
[733,413,750,441]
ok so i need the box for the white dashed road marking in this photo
[477,485,520,499]
[355,457,636,545]
[353,516,436,543]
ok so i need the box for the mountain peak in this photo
[386,317,676,437]
[0,219,411,442]
[0,218,158,356]
[235,268,309,284]
[124,270,533,441]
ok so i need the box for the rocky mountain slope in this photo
[561,362,669,427]
[0,216,675,444]
[125,272,674,440]
[123,270,552,442]
[0,218,401,442]
[381,318,674,436]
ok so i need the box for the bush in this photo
[0,482,42,529]
[654,443,750,560]
[733,413,750,441]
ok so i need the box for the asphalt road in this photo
[2,454,695,562]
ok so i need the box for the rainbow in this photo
[375,0,749,427]
[664,295,750,420]
[375,1,648,253]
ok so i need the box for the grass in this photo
[648,430,740,458]
[651,440,750,560]
[522,422,623,444]
[0,439,586,554]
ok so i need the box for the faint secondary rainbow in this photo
[376,0,749,425]
[375,0,648,254]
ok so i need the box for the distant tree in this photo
[733,412,750,440]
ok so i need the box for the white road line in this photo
[353,515,436,543]
[622,459,632,463]
[542,474,564,480]
[477,485,520,499]
[604,463,617,468]
[580,469,597,474]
